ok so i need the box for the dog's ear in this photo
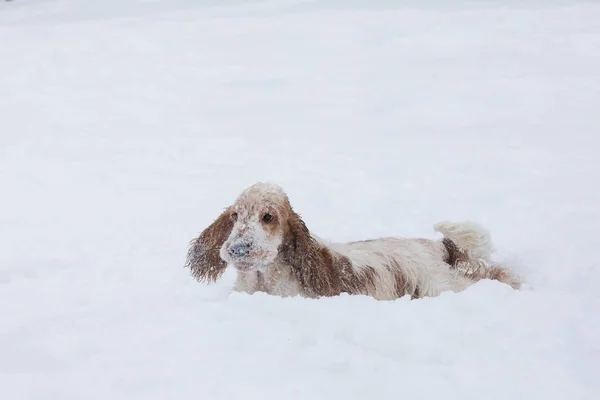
[185,207,234,283]
[280,209,340,297]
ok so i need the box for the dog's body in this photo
[185,183,519,299]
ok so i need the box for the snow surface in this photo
[1,0,599,399]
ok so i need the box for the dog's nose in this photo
[228,242,252,258]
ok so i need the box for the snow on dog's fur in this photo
[185,182,520,299]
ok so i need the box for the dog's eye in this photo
[231,212,238,221]
[262,213,273,223]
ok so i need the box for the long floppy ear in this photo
[280,209,340,297]
[185,207,234,283]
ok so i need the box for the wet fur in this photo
[185,183,520,299]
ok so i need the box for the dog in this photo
[185,182,519,299]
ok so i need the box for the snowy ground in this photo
[1,0,599,399]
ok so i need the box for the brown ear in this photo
[280,210,340,297]
[185,207,234,283]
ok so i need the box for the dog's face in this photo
[219,183,288,271]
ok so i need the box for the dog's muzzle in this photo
[228,241,253,258]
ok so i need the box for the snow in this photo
[1,0,599,398]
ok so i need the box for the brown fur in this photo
[390,262,420,299]
[442,238,520,290]
[442,237,470,267]
[185,182,520,298]
[465,263,521,290]
[185,207,234,283]
[261,210,280,235]
[279,209,377,298]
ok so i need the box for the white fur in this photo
[229,231,480,299]
[434,221,493,260]
[219,185,284,270]
[210,182,515,299]
[324,236,474,299]
[233,265,303,297]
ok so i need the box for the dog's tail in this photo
[434,221,493,260]
[434,221,520,289]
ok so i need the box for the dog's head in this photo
[186,182,306,280]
